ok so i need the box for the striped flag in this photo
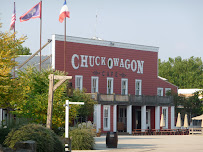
[10,2,16,30]
[59,0,70,23]
[19,2,41,22]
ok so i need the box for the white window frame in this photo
[107,77,114,94]
[91,76,99,93]
[162,107,168,129]
[121,78,128,95]
[135,79,142,95]
[103,105,110,131]
[165,88,171,96]
[75,75,83,91]
[157,88,163,96]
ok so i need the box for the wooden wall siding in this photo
[55,41,159,95]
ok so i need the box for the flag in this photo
[20,2,41,22]
[10,2,16,30]
[59,0,70,23]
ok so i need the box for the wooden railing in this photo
[189,128,203,135]
[89,93,174,106]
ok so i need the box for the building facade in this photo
[52,35,178,134]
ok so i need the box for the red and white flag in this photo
[59,0,70,23]
[10,2,16,30]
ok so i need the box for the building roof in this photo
[178,89,203,94]
[53,35,159,52]
[11,55,52,77]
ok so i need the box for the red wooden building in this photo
[52,35,178,134]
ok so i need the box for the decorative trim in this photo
[93,71,100,75]
[54,35,159,52]
[119,73,126,77]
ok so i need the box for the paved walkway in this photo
[73,135,203,152]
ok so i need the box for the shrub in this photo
[70,128,95,150]
[0,127,11,146]
[4,124,64,152]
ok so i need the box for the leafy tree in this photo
[173,91,203,122]
[16,44,32,55]
[70,89,96,122]
[159,56,203,88]
[0,23,25,109]
[10,66,95,130]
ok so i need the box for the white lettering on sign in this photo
[95,56,100,66]
[71,54,144,74]
[80,55,88,67]
[131,60,137,72]
[72,54,79,69]
[101,57,106,65]
[120,59,124,68]
[89,56,95,67]
[108,58,113,69]
[113,58,119,66]
[125,59,130,70]
[137,60,144,74]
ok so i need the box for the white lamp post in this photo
[64,100,84,151]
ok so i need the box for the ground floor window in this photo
[103,105,110,131]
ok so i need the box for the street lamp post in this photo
[64,100,84,152]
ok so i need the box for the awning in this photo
[192,114,203,120]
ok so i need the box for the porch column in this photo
[96,104,101,133]
[127,105,132,134]
[141,105,146,131]
[155,106,160,129]
[113,105,117,132]
[171,106,175,129]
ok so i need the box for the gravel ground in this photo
[72,135,203,152]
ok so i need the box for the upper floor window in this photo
[121,78,128,95]
[165,88,171,96]
[157,88,163,96]
[91,76,99,93]
[75,75,83,90]
[107,77,113,94]
[135,79,142,95]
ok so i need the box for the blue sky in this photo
[0,0,203,61]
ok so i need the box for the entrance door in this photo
[118,106,127,130]
[136,110,141,129]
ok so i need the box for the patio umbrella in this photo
[176,113,181,128]
[160,113,165,128]
[183,114,188,128]
[201,119,203,128]
[192,114,203,120]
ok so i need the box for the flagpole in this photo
[13,1,16,78]
[40,0,42,72]
[64,16,66,72]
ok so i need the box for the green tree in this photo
[159,56,203,88]
[10,66,95,130]
[0,23,25,109]
[70,89,96,122]
[16,44,32,55]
